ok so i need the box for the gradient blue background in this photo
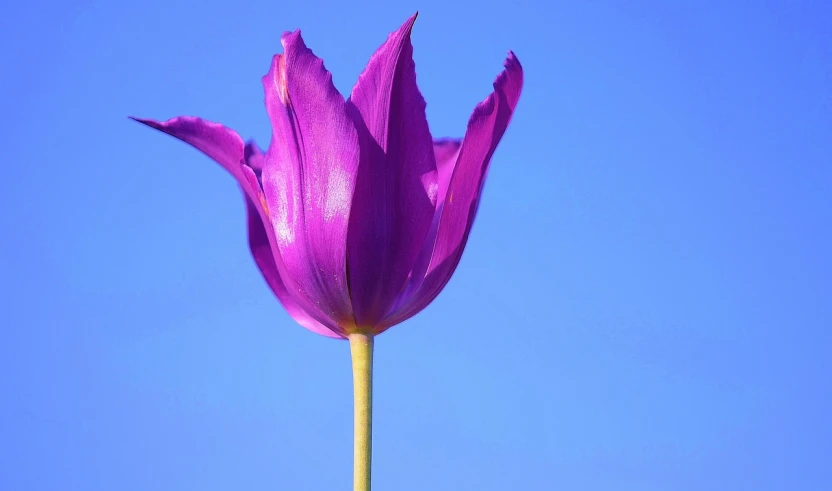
[2,0,831,489]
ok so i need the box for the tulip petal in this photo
[243,144,343,338]
[130,116,250,181]
[261,30,360,331]
[382,52,523,328]
[346,13,438,327]
[387,139,461,317]
[132,116,342,336]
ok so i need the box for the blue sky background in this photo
[2,0,831,489]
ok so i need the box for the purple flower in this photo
[133,14,523,338]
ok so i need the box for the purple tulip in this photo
[133,14,523,339]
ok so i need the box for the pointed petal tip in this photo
[129,115,237,135]
[489,51,523,103]
[396,12,418,36]
[280,29,306,51]
[129,116,157,127]
[461,52,523,130]
[131,116,186,135]
[505,51,522,71]
[408,12,418,28]
[130,116,182,133]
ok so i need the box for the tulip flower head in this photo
[135,13,523,491]
[133,13,523,339]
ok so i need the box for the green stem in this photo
[349,332,374,491]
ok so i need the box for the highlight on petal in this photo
[243,144,343,338]
[261,30,361,333]
[382,52,524,329]
[346,12,439,327]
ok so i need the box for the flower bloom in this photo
[133,14,523,338]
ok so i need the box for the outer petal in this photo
[261,31,360,332]
[387,139,461,318]
[131,116,342,337]
[243,144,343,338]
[382,52,524,329]
[345,13,438,327]
[130,116,249,182]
